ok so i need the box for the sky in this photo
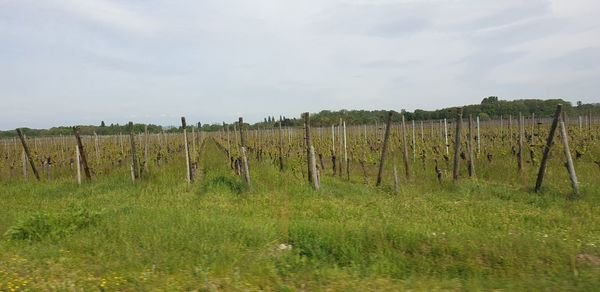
[1,0,599,130]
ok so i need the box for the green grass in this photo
[1,141,599,291]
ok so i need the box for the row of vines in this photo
[1,106,599,198]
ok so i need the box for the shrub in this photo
[4,207,102,241]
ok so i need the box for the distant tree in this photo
[577,101,583,107]
[100,121,106,127]
[481,96,499,104]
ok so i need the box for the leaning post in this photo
[535,104,563,193]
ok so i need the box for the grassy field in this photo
[1,140,599,291]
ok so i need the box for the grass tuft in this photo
[4,207,102,241]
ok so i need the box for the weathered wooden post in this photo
[331,124,336,175]
[278,118,284,172]
[444,118,449,155]
[16,129,40,181]
[233,123,239,153]
[225,122,231,162]
[119,132,124,157]
[241,146,250,185]
[181,117,193,184]
[143,125,149,173]
[376,111,393,186]
[75,145,81,185]
[310,145,320,190]
[343,120,349,180]
[559,114,579,197]
[338,118,343,176]
[94,132,100,165]
[191,127,197,163]
[401,115,410,179]
[476,115,481,155]
[452,107,463,181]
[535,104,563,193]
[239,117,250,185]
[420,120,424,144]
[73,126,92,181]
[412,120,416,162]
[128,122,139,181]
[303,113,318,189]
[468,115,475,178]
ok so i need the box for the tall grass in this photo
[0,141,599,290]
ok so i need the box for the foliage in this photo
[0,138,599,290]
[4,207,102,241]
[3,98,599,137]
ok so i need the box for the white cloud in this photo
[0,0,599,129]
[50,0,158,34]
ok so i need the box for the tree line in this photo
[2,97,598,137]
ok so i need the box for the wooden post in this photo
[239,117,246,149]
[94,132,100,165]
[75,145,81,185]
[192,127,197,162]
[241,146,251,185]
[144,125,149,173]
[411,120,416,162]
[535,104,563,193]
[468,115,475,178]
[16,129,40,181]
[338,118,342,176]
[119,132,124,156]
[302,112,313,179]
[239,117,250,184]
[182,117,193,184]
[559,115,579,197]
[73,126,92,181]
[233,123,239,152]
[278,118,284,172]
[401,115,410,179]
[343,120,349,180]
[303,113,318,189]
[331,124,336,175]
[444,118,449,155]
[225,122,231,162]
[128,122,139,181]
[310,145,319,190]
[376,111,393,186]
[476,115,481,155]
[420,120,424,144]
[452,107,463,181]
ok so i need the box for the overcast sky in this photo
[1,0,599,130]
